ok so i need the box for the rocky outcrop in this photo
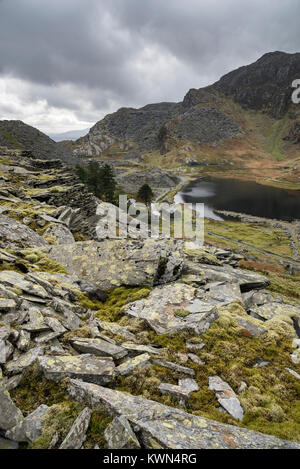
[42,239,184,290]
[214,51,300,118]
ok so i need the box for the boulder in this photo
[0,214,48,250]
[124,283,218,335]
[37,354,115,385]
[41,239,183,290]
[5,404,48,442]
[6,346,44,375]
[43,223,75,245]
[67,380,300,449]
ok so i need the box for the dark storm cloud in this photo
[0,0,299,132]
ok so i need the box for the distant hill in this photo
[48,128,91,142]
[0,120,76,165]
[66,52,300,176]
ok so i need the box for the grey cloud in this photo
[0,0,299,132]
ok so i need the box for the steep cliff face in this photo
[214,51,300,118]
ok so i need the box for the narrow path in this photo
[205,230,300,270]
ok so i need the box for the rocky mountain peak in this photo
[214,51,300,117]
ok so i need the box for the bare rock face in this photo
[67,380,300,449]
[214,51,300,118]
[41,239,184,290]
[0,214,48,250]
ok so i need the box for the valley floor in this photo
[0,147,299,449]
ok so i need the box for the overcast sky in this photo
[0,0,299,134]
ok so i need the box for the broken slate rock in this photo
[285,368,300,380]
[209,376,244,421]
[66,380,300,449]
[0,370,23,431]
[5,404,48,442]
[152,359,195,376]
[6,346,44,375]
[16,330,31,352]
[104,416,141,449]
[158,382,191,405]
[71,337,127,360]
[116,353,151,376]
[120,342,163,356]
[179,378,199,393]
[250,303,300,321]
[236,317,267,337]
[0,298,17,314]
[59,407,91,449]
[37,354,115,385]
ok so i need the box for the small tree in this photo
[99,164,117,203]
[75,164,88,183]
[86,161,102,198]
[74,161,116,202]
[137,183,154,206]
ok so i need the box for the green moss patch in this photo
[95,286,152,322]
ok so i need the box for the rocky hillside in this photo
[0,121,76,166]
[0,146,300,449]
[214,51,300,118]
[63,51,300,190]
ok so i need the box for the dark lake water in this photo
[174,177,300,221]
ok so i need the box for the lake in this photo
[174,177,300,221]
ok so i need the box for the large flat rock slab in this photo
[37,354,115,385]
[41,239,183,290]
[67,380,300,449]
[124,283,218,334]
